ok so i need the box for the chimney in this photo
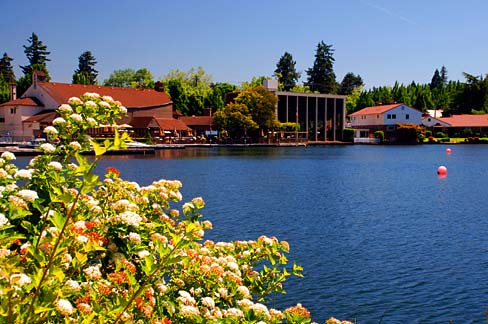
[9,78,16,101]
[32,70,46,89]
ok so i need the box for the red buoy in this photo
[437,165,447,176]
[446,148,452,155]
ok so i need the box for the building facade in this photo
[0,72,173,141]
[348,103,422,131]
[274,91,346,142]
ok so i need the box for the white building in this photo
[348,103,422,131]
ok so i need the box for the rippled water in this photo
[16,145,488,323]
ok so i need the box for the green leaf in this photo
[91,140,106,156]
[51,211,66,230]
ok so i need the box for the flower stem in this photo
[23,158,99,324]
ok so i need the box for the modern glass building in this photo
[275,91,346,142]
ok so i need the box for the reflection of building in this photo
[275,91,346,141]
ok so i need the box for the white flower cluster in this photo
[113,211,143,227]
[16,189,38,203]
[56,299,73,316]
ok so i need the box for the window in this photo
[0,118,4,123]
[377,114,380,118]
[10,107,16,114]
[387,114,391,119]
[392,114,397,119]
[406,114,410,120]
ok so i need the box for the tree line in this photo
[2,33,488,120]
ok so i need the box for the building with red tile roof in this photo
[0,72,173,141]
[348,103,422,131]
[432,114,488,137]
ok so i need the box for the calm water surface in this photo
[18,145,488,323]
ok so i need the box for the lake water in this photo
[16,145,488,323]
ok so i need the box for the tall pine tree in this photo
[0,53,14,103]
[274,52,300,91]
[20,33,50,75]
[17,33,51,95]
[430,69,442,90]
[0,53,14,81]
[72,51,98,85]
[305,41,337,94]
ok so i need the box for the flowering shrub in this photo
[0,93,325,323]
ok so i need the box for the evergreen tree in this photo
[274,52,300,91]
[305,41,337,94]
[339,72,363,95]
[430,69,442,90]
[17,33,51,96]
[72,51,98,85]
[0,53,14,81]
[440,65,448,86]
[0,53,15,103]
[20,33,50,75]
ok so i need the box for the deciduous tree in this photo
[235,85,278,131]
[103,68,154,88]
[212,102,258,139]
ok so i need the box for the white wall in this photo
[350,104,422,127]
[23,85,59,109]
[350,113,383,126]
[383,105,422,125]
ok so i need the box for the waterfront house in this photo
[0,71,173,141]
[434,114,488,137]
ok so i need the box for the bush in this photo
[435,131,447,138]
[0,93,353,323]
[374,130,384,143]
[343,128,355,142]
[425,130,432,138]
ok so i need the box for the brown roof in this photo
[128,117,154,128]
[0,97,43,107]
[38,82,172,109]
[154,118,191,131]
[438,114,488,127]
[23,111,59,123]
[180,116,213,126]
[349,103,404,116]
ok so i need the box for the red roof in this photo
[0,97,42,107]
[154,118,191,131]
[180,116,213,126]
[348,104,403,116]
[438,114,488,127]
[38,82,172,109]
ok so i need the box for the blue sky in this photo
[1,0,487,89]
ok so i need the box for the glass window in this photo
[406,114,410,120]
